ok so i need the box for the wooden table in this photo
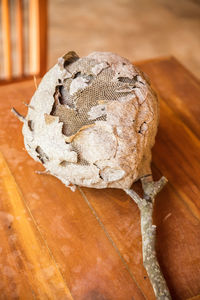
[0,57,200,300]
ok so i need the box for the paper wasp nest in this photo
[23,52,159,190]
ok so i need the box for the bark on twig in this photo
[11,108,26,123]
[124,176,171,300]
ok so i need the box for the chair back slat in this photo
[29,0,40,75]
[0,0,47,82]
[1,0,12,80]
[38,0,47,77]
[29,0,47,77]
[16,0,24,77]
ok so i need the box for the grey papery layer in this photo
[23,52,159,190]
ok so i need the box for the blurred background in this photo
[49,0,200,78]
[0,0,200,81]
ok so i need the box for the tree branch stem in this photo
[124,177,171,299]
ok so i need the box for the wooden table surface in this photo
[0,57,200,300]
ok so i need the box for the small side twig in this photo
[124,176,171,300]
[11,108,26,123]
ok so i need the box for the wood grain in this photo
[0,151,73,299]
[0,57,200,299]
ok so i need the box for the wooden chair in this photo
[0,0,47,83]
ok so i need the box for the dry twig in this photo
[11,108,26,123]
[124,176,171,300]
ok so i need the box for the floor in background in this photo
[48,0,200,78]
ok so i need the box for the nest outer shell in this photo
[22,52,159,190]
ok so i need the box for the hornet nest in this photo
[13,51,171,299]
[22,51,159,190]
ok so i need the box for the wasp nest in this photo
[19,52,171,298]
[22,51,159,190]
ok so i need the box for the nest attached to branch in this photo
[13,51,171,299]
